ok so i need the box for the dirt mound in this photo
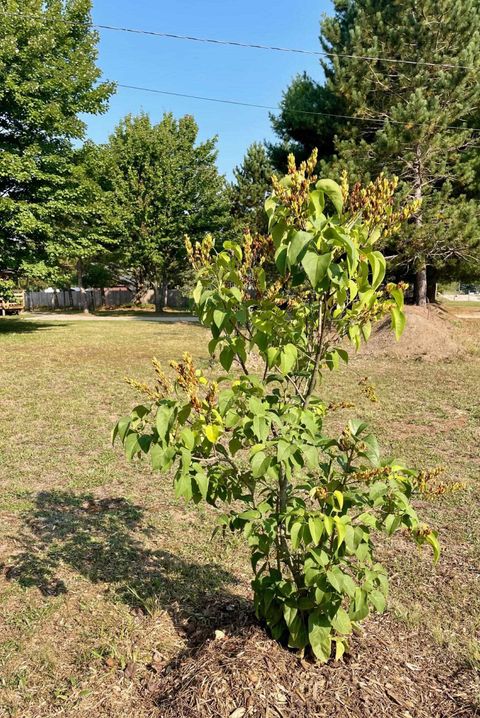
[153,616,478,718]
[365,305,464,361]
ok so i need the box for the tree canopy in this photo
[0,0,114,282]
[96,112,231,305]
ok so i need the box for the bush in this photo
[0,278,16,302]
[115,152,441,661]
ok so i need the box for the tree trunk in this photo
[154,275,168,312]
[413,147,427,306]
[53,288,59,310]
[426,266,437,303]
[77,260,89,314]
[100,286,106,307]
[414,264,427,306]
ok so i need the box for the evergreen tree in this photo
[229,143,274,234]
[99,113,231,308]
[0,0,114,283]
[270,1,480,303]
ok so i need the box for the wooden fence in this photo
[25,288,189,310]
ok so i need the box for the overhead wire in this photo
[1,9,479,134]
[0,9,475,71]
[116,84,480,134]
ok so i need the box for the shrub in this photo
[114,152,440,661]
[0,278,16,302]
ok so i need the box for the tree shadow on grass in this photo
[3,490,253,643]
[0,319,68,334]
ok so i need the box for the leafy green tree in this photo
[270,0,480,303]
[0,0,114,285]
[229,143,274,234]
[99,113,231,308]
[115,154,444,661]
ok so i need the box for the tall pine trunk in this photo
[426,266,437,303]
[413,149,427,306]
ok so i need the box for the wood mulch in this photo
[149,614,479,718]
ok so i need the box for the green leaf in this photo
[337,348,349,364]
[390,287,404,309]
[309,189,325,217]
[279,343,298,374]
[112,416,131,444]
[150,443,164,470]
[335,638,346,661]
[213,309,227,330]
[194,471,209,499]
[251,451,270,478]
[369,589,386,613]
[308,517,324,545]
[219,345,235,371]
[266,346,280,368]
[323,515,333,536]
[274,245,288,275]
[239,509,261,520]
[425,531,441,563]
[175,473,193,501]
[124,432,140,460]
[391,306,406,341]
[368,251,386,289]
[334,517,346,547]
[332,607,352,635]
[301,251,332,288]
[308,612,332,662]
[180,427,195,450]
[288,230,312,265]
[316,179,343,215]
[156,405,173,441]
[326,569,342,593]
[192,281,202,305]
[290,521,303,549]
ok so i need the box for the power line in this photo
[116,83,480,134]
[0,9,475,72]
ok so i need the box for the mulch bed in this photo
[149,614,479,717]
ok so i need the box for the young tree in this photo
[270,1,480,303]
[99,113,231,308]
[0,0,114,283]
[229,143,275,235]
[115,154,446,661]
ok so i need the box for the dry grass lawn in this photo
[0,316,479,716]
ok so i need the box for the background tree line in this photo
[1,0,479,308]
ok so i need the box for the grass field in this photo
[0,317,479,716]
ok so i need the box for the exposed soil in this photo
[364,305,465,362]
[152,614,479,718]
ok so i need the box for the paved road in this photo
[452,312,480,319]
[17,312,198,323]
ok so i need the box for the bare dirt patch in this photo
[154,616,479,718]
[364,306,465,362]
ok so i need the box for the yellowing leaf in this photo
[204,424,222,443]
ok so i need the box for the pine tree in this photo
[229,143,274,234]
[0,0,114,285]
[270,1,480,303]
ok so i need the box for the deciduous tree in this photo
[100,113,231,308]
[0,0,114,287]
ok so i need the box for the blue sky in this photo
[86,0,332,178]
